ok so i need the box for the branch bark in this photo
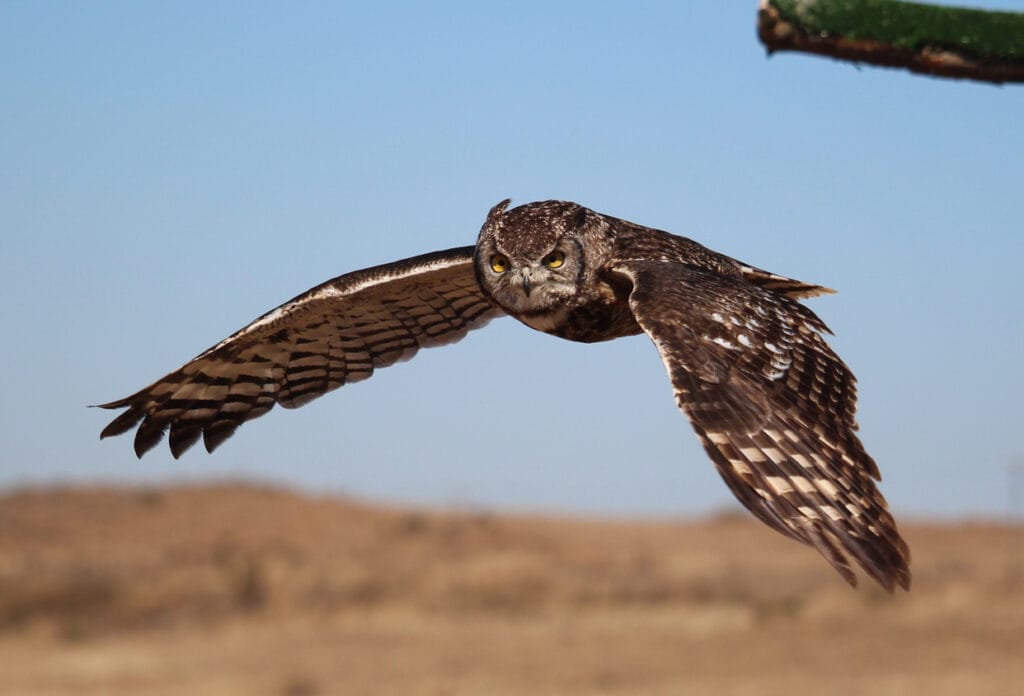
[758,0,1024,85]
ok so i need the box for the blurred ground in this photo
[0,484,1021,695]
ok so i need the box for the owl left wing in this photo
[98,246,503,458]
[607,260,910,591]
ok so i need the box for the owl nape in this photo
[98,199,910,592]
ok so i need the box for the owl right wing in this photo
[98,246,503,458]
[608,260,910,592]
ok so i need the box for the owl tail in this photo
[737,262,836,299]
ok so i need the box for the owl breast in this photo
[517,305,572,334]
[513,288,642,343]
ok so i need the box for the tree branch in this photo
[758,0,1024,85]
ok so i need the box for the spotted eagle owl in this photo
[98,199,911,591]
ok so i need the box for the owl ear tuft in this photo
[487,199,511,222]
[571,206,588,229]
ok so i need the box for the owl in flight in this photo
[99,200,910,591]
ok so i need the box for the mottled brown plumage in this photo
[98,199,910,591]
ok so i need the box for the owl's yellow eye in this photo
[543,250,565,269]
[490,254,510,273]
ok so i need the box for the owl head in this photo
[474,199,595,315]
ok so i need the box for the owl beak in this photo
[519,270,532,297]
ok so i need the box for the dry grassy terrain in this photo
[0,484,1021,695]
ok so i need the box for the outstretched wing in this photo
[99,246,502,458]
[608,260,910,591]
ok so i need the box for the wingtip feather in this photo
[795,285,837,299]
[203,421,240,453]
[133,416,168,458]
[100,407,146,440]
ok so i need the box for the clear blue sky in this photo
[2,2,1022,519]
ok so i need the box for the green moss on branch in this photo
[759,0,1024,84]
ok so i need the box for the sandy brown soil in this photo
[0,484,1022,695]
